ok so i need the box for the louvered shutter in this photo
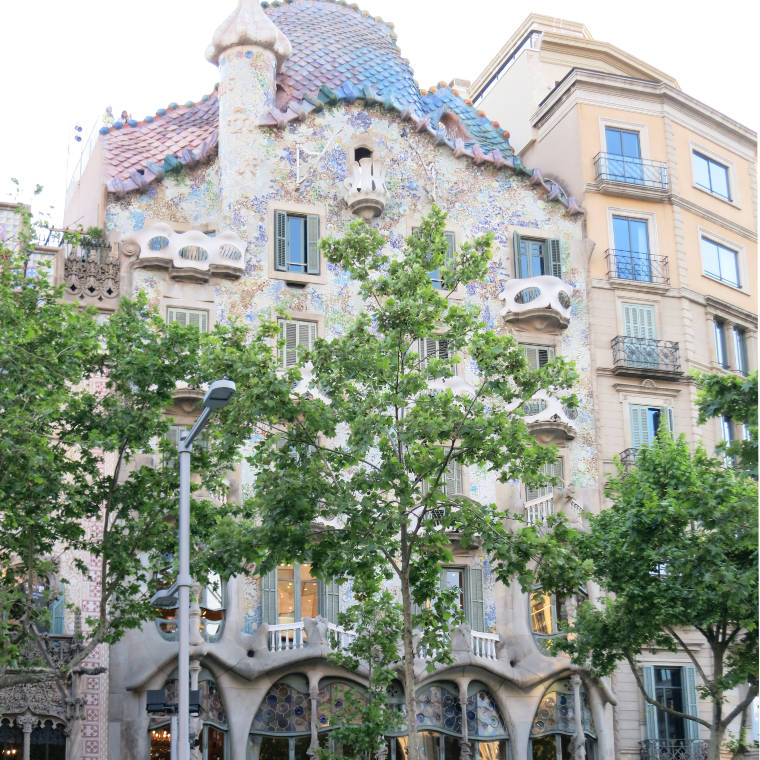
[642,666,659,741]
[444,231,455,265]
[169,307,187,326]
[630,405,651,448]
[548,239,562,278]
[321,580,341,624]
[467,567,485,632]
[665,407,674,434]
[682,667,700,741]
[513,231,524,277]
[167,308,208,332]
[306,214,320,274]
[622,304,656,339]
[50,593,65,635]
[444,461,463,496]
[522,344,555,370]
[261,569,278,625]
[274,210,288,271]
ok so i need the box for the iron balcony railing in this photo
[640,740,709,760]
[594,152,669,190]
[605,249,670,285]
[611,336,681,374]
[619,448,639,470]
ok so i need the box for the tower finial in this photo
[206,0,291,68]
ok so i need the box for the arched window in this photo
[385,681,509,760]
[0,718,66,760]
[248,675,312,760]
[316,678,366,757]
[530,679,596,760]
[149,669,228,759]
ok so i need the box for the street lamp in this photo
[175,379,235,760]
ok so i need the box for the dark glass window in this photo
[714,319,728,368]
[612,216,651,281]
[654,668,685,742]
[733,327,749,375]
[605,127,643,183]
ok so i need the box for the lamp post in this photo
[176,379,235,760]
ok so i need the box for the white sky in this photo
[1,0,757,224]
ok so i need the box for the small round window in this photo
[177,245,208,262]
[515,287,541,305]
[148,236,170,251]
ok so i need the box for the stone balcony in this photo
[522,391,577,443]
[500,275,572,330]
[343,157,388,219]
[120,222,245,282]
[61,239,120,304]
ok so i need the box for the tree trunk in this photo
[400,565,419,760]
[708,724,725,760]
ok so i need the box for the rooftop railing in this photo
[605,249,670,286]
[594,152,669,190]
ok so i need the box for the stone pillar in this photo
[457,678,472,760]
[307,679,320,760]
[571,674,587,760]
[206,0,291,231]
[17,712,36,760]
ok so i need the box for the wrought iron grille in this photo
[605,249,670,285]
[611,336,681,373]
[640,740,709,760]
[594,152,669,190]
[619,448,639,470]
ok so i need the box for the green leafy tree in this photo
[216,207,577,760]
[693,370,757,477]
[535,432,758,760]
[0,208,244,692]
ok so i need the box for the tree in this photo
[0,209,243,694]
[217,207,577,759]
[693,370,758,477]
[535,432,758,760]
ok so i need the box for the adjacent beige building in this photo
[472,14,757,760]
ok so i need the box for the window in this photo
[278,318,317,368]
[418,337,456,370]
[733,327,749,375]
[200,573,225,641]
[274,210,320,275]
[629,405,674,449]
[530,591,567,636]
[442,566,484,631]
[714,319,728,368]
[642,666,700,746]
[260,565,340,627]
[692,152,731,201]
[612,216,651,282]
[622,303,659,368]
[701,237,740,288]
[526,459,564,503]
[166,306,209,332]
[413,227,455,289]
[422,459,464,497]
[521,344,555,369]
[605,127,643,184]
[720,415,734,445]
[514,232,562,278]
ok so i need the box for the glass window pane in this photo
[612,216,631,251]
[288,215,306,271]
[701,239,721,279]
[710,162,730,200]
[621,130,641,158]
[605,127,622,155]
[718,246,739,286]
[277,566,295,624]
[629,219,649,253]
[693,153,711,190]
[531,592,553,634]
[531,735,557,760]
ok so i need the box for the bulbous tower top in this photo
[206,0,292,68]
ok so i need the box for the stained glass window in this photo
[466,686,509,739]
[316,681,365,728]
[530,679,594,737]
[416,684,463,735]
[251,681,312,735]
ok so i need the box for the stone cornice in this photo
[670,194,757,243]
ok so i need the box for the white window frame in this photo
[277,317,318,369]
[166,305,210,332]
[690,141,740,208]
[698,229,746,292]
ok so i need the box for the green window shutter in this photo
[513,231,524,277]
[682,667,700,741]
[522,344,555,370]
[444,461,463,496]
[306,214,320,274]
[642,666,659,741]
[50,593,65,635]
[548,239,562,278]
[467,567,485,632]
[444,231,456,264]
[666,407,674,434]
[630,405,651,448]
[274,210,288,271]
[261,569,278,625]
[622,303,656,339]
[321,580,341,624]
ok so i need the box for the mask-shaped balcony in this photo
[120,223,245,282]
[343,157,388,219]
[521,391,577,443]
[500,276,572,330]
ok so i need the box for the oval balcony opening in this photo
[148,236,170,251]
[177,245,209,262]
[515,287,541,304]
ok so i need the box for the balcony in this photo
[619,447,639,470]
[416,626,500,662]
[593,153,669,198]
[343,157,389,219]
[640,740,709,760]
[120,222,245,282]
[500,275,572,330]
[605,249,670,286]
[63,239,120,303]
[522,391,577,443]
[525,495,555,525]
[611,336,682,378]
